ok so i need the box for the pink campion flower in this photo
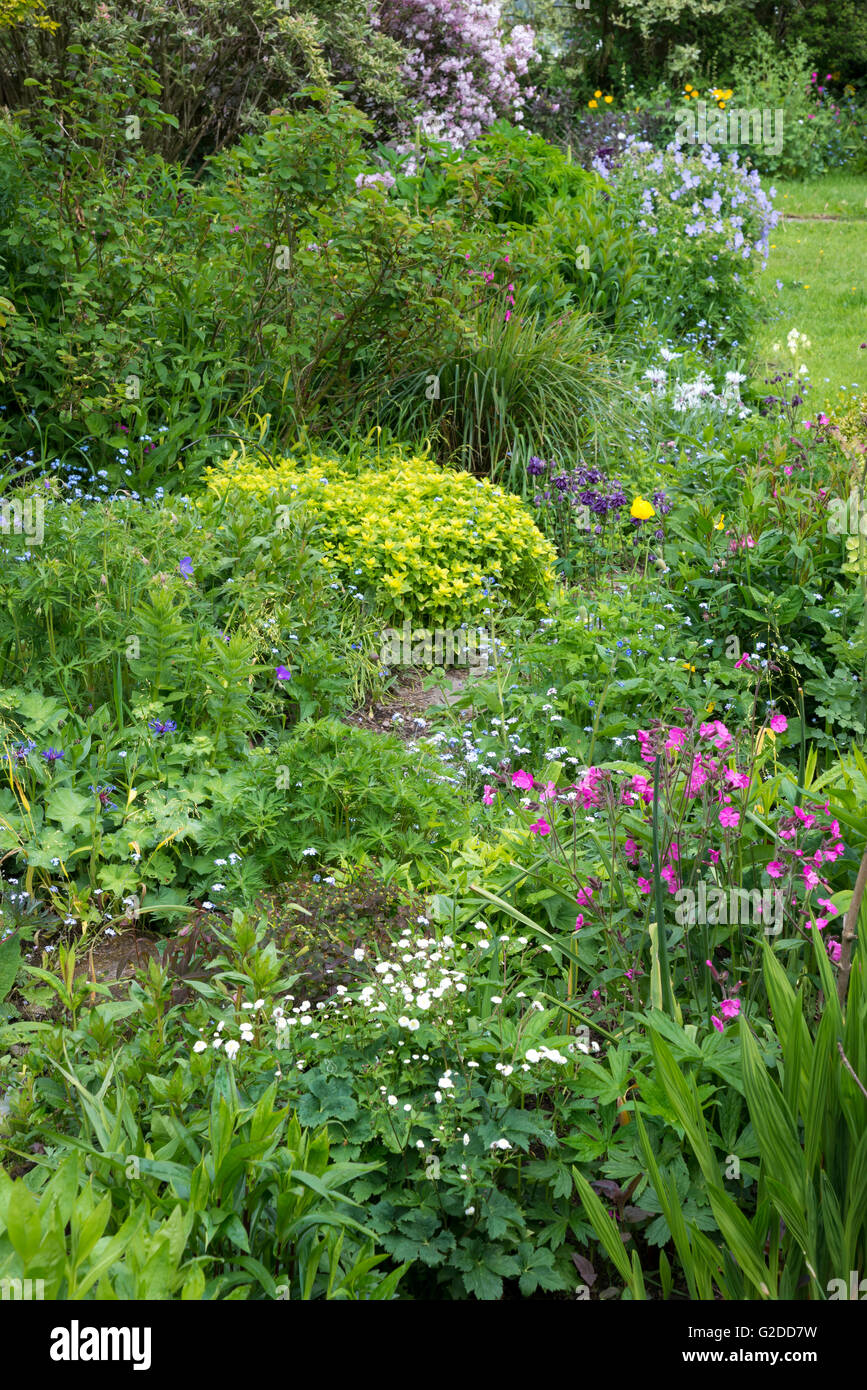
[631,774,654,804]
[707,848,720,864]
[817,896,837,914]
[539,780,557,801]
[665,726,687,751]
[661,864,679,894]
[724,768,750,789]
[712,721,733,752]
[719,806,740,829]
[719,998,741,1020]
[803,865,820,889]
[769,713,788,733]
[637,877,652,894]
[576,887,594,905]
[699,722,717,738]
[711,1015,725,1033]
[827,939,842,964]
[794,806,815,828]
[686,755,708,797]
[624,837,640,864]
[512,769,534,790]
[574,914,584,932]
[482,785,495,805]
[529,817,551,835]
[766,861,784,878]
[636,730,656,765]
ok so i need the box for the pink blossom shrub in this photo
[376,0,538,148]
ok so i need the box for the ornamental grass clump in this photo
[206,451,556,626]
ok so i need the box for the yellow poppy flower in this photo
[604,94,613,103]
[588,99,598,108]
[630,496,655,521]
[594,90,602,98]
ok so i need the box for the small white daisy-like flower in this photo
[193,1040,207,1054]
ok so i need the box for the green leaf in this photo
[0,931,21,1003]
[44,787,92,828]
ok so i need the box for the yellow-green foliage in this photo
[831,391,867,450]
[206,452,556,625]
[0,0,57,29]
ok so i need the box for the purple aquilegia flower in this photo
[149,719,177,735]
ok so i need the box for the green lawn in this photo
[752,175,867,410]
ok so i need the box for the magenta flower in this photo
[712,722,733,752]
[719,999,741,1020]
[660,864,679,894]
[631,774,654,804]
[482,785,495,806]
[576,887,593,905]
[724,769,750,789]
[827,939,842,964]
[512,769,534,790]
[529,817,551,836]
[574,914,584,933]
[665,726,686,751]
[766,860,784,878]
[637,877,652,895]
[769,713,788,733]
[711,1015,725,1033]
[719,807,740,829]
